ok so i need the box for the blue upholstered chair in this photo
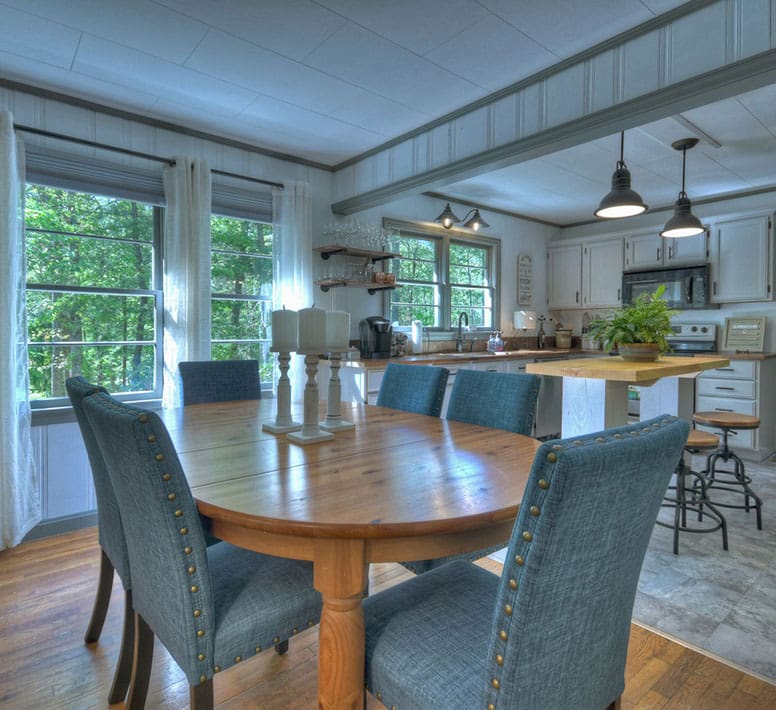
[82,391,322,709]
[375,363,449,417]
[401,369,542,575]
[66,376,134,704]
[364,415,689,710]
[178,359,261,405]
[446,369,541,435]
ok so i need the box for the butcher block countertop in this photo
[526,355,730,383]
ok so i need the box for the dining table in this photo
[159,399,541,710]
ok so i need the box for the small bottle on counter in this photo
[537,317,546,350]
[487,332,496,352]
[493,330,504,352]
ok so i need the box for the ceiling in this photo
[1,0,775,226]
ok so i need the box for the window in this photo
[210,215,274,389]
[386,219,499,330]
[25,185,162,404]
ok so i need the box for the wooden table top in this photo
[526,354,730,383]
[160,400,541,541]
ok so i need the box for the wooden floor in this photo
[1,528,775,709]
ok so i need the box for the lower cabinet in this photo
[695,358,776,461]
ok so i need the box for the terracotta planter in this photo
[618,343,661,362]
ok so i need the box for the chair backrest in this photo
[82,391,215,681]
[65,376,131,587]
[178,359,261,405]
[483,415,688,709]
[446,369,541,435]
[376,363,449,417]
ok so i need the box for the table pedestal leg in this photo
[562,377,629,438]
[314,539,366,710]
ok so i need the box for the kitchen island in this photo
[526,355,730,437]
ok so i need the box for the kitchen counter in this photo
[345,348,583,369]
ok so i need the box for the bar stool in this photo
[656,429,728,555]
[693,411,762,530]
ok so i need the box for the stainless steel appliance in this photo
[621,264,713,309]
[666,322,717,354]
[359,316,393,359]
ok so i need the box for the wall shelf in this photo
[315,278,395,295]
[314,244,399,262]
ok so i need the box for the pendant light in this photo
[462,209,489,231]
[434,203,489,230]
[594,131,648,219]
[434,202,460,229]
[660,138,705,238]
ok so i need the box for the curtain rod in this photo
[15,124,284,190]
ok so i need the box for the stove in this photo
[666,322,717,355]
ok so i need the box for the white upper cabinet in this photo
[710,214,773,303]
[624,231,708,271]
[547,243,582,309]
[582,237,623,307]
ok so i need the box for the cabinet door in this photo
[711,214,772,303]
[624,232,662,270]
[547,244,582,309]
[665,231,708,264]
[583,238,623,307]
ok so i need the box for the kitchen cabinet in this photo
[547,243,582,309]
[582,237,623,307]
[709,214,773,303]
[313,244,398,294]
[624,230,708,271]
[695,358,776,461]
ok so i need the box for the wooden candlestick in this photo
[262,351,302,434]
[287,354,334,444]
[320,353,354,431]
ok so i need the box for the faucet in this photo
[456,312,469,352]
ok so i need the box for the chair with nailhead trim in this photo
[179,359,261,406]
[66,376,134,704]
[376,363,449,417]
[363,415,688,710]
[400,370,542,576]
[82,391,322,710]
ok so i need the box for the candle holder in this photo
[262,350,302,434]
[320,353,354,431]
[287,354,334,444]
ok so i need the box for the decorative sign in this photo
[722,316,766,352]
[517,254,532,305]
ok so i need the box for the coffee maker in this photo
[359,316,393,359]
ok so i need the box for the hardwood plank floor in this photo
[1,528,774,709]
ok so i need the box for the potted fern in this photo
[587,285,675,362]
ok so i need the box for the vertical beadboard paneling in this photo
[621,30,662,102]
[452,106,489,161]
[669,3,728,83]
[545,63,585,129]
[492,93,519,148]
[738,0,773,59]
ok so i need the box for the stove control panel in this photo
[668,323,717,341]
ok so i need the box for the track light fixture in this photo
[434,203,489,230]
[595,131,648,219]
[660,138,705,238]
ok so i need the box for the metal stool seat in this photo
[656,429,728,555]
[693,411,762,530]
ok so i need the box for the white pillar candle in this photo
[325,311,351,352]
[297,306,327,353]
[271,308,298,351]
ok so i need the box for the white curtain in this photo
[0,111,40,550]
[162,157,212,408]
[272,180,313,401]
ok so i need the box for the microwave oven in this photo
[621,264,714,309]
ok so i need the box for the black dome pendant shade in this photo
[661,138,705,238]
[595,132,648,219]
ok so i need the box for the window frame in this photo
[26,185,164,410]
[383,217,500,332]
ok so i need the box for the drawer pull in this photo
[715,368,735,372]
[715,386,735,391]
[714,407,734,412]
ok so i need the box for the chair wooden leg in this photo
[274,638,289,655]
[126,612,154,710]
[191,678,214,710]
[607,697,622,710]
[84,548,114,643]
[107,589,135,704]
